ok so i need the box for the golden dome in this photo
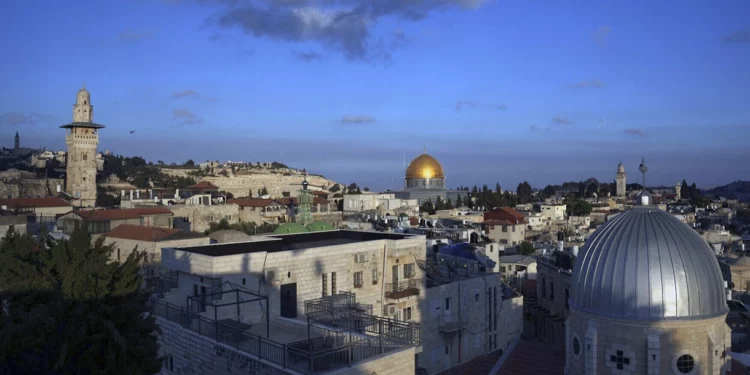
[406,153,445,179]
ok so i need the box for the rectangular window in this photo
[565,288,569,309]
[541,278,546,298]
[445,297,451,311]
[502,225,508,232]
[445,346,449,355]
[404,263,415,278]
[354,271,363,288]
[322,273,328,297]
[164,355,174,371]
[403,307,412,321]
[512,225,516,232]
[550,282,555,302]
[372,268,378,284]
[475,293,480,302]
[332,272,337,294]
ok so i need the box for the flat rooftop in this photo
[174,230,413,256]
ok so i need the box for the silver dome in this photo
[570,207,728,321]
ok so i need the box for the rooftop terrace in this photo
[174,230,414,256]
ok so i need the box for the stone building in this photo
[566,206,732,374]
[61,86,104,207]
[57,207,173,235]
[480,208,528,247]
[94,224,209,264]
[616,162,627,197]
[394,150,468,205]
[150,230,522,375]
[0,197,72,218]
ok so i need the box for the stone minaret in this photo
[675,180,682,200]
[615,162,626,197]
[14,131,19,150]
[61,85,105,207]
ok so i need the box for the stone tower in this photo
[615,162,626,197]
[60,85,105,207]
[14,131,19,150]
[676,181,682,200]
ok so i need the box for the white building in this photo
[151,230,523,375]
[540,204,567,221]
[343,192,418,214]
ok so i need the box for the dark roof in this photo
[73,207,173,221]
[59,121,105,129]
[186,181,219,190]
[174,230,412,256]
[0,197,72,208]
[497,339,565,375]
[229,198,284,208]
[102,224,203,242]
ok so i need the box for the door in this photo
[280,283,297,318]
[392,265,399,292]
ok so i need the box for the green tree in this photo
[455,195,463,207]
[185,159,195,167]
[0,226,162,375]
[542,185,556,198]
[329,184,341,193]
[420,199,436,215]
[567,198,592,216]
[260,187,268,196]
[495,183,502,194]
[516,181,533,204]
[519,241,535,255]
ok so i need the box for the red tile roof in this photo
[481,219,518,226]
[484,207,527,224]
[497,339,565,375]
[228,198,284,208]
[0,197,71,208]
[103,224,181,242]
[74,207,173,221]
[186,181,220,190]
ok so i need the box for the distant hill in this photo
[704,180,750,202]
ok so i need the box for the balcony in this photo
[385,279,420,300]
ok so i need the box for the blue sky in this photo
[1,0,749,191]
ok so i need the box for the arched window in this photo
[82,153,88,161]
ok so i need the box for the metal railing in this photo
[385,279,420,299]
[150,298,412,374]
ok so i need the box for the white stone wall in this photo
[156,317,290,375]
[335,347,416,375]
[566,309,731,375]
[169,204,241,233]
[416,274,523,374]
[93,235,211,263]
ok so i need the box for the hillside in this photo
[705,180,750,202]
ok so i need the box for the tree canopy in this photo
[519,241,535,255]
[0,225,162,375]
[204,219,279,236]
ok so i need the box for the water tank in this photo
[56,184,61,193]
[572,246,579,257]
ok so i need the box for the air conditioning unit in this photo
[384,304,398,316]
[354,253,366,263]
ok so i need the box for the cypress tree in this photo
[0,225,162,375]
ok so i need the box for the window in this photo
[541,278,546,298]
[445,346,449,355]
[403,307,412,321]
[572,337,581,357]
[164,355,174,371]
[445,297,451,311]
[242,278,246,286]
[322,273,328,297]
[565,288,569,309]
[610,350,631,370]
[353,271,363,288]
[475,293,480,302]
[512,225,516,232]
[331,272,337,294]
[550,282,555,301]
[676,354,695,373]
[502,225,507,232]
[404,263,415,278]
[372,268,378,284]
[117,248,120,260]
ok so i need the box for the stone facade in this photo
[0,177,64,199]
[485,222,526,246]
[157,317,289,375]
[616,163,627,198]
[64,88,100,207]
[169,204,241,233]
[565,309,731,375]
[93,235,211,264]
[525,256,572,347]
